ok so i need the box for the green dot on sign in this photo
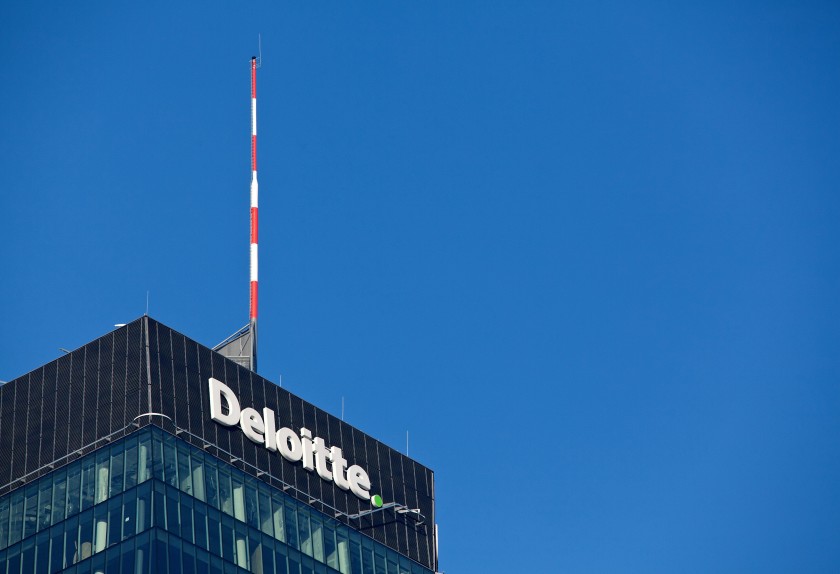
[371,494,383,508]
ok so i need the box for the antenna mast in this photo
[249,55,259,372]
[212,51,262,373]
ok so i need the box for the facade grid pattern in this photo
[0,428,432,574]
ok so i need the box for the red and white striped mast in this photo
[249,55,259,372]
[212,51,263,371]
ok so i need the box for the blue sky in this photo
[2,2,839,572]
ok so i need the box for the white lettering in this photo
[300,428,315,471]
[276,427,303,462]
[207,378,375,503]
[239,408,265,444]
[263,407,277,452]
[347,465,371,500]
[313,437,333,481]
[209,378,240,426]
[330,446,350,490]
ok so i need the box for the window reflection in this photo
[0,426,432,574]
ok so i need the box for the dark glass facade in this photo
[0,318,437,573]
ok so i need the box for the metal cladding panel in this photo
[0,384,13,486]
[46,362,63,465]
[39,362,58,468]
[11,377,29,478]
[79,347,98,448]
[121,319,144,427]
[0,316,437,570]
[25,367,44,476]
[93,340,114,441]
[0,318,149,498]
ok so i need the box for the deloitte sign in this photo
[208,378,383,507]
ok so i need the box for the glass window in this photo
[78,508,95,562]
[288,554,302,574]
[34,530,50,574]
[234,522,249,569]
[272,496,285,543]
[62,514,79,568]
[284,501,298,550]
[207,509,222,555]
[180,497,195,544]
[260,534,276,574]
[232,477,246,522]
[135,530,152,574]
[0,493,10,549]
[67,464,82,517]
[245,483,259,530]
[177,444,193,495]
[336,528,351,574]
[104,544,121,574]
[190,453,206,502]
[249,532,266,572]
[5,545,21,574]
[204,462,219,509]
[258,491,273,538]
[387,553,399,574]
[124,441,139,490]
[373,547,386,574]
[50,523,65,572]
[109,443,125,497]
[300,554,316,574]
[152,484,166,529]
[89,548,106,574]
[16,485,38,543]
[194,507,208,550]
[196,547,211,574]
[120,542,136,574]
[135,482,152,533]
[107,497,122,547]
[310,514,324,563]
[166,493,180,534]
[182,540,197,574]
[218,469,233,516]
[138,433,153,484]
[51,469,68,526]
[123,492,137,540]
[210,555,225,574]
[22,484,39,539]
[93,500,109,553]
[95,448,111,505]
[80,456,96,511]
[151,433,165,483]
[359,537,374,574]
[221,519,235,563]
[167,534,182,574]
[275,545,290,574]
[298,510,312,557]
[21,537,36,574]
[323,523,337,570]
[163,435,179,487]
[152,531,167,573]
[37,475,53,531]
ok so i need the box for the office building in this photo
[0,317,437,574]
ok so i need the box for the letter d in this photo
[209,378,240,426]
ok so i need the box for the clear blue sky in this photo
[2,2,839,572]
